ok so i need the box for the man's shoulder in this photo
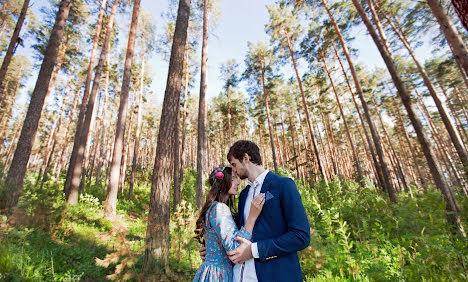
[268,172,296,186]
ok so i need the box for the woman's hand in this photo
[249,193,265,219]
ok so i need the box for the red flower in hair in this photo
[215,171,224,179]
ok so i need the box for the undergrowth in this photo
[0,169,466,281]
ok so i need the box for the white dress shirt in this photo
[233,170,269,282]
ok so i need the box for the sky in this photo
[141,0,435,105]
[142,0,278,104]
[12,0,437,113]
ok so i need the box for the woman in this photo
[194,166,265,282]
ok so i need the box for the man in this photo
[200,140,310,281]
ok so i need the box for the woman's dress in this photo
[193,202,251,282]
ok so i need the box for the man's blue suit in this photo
[236,171,310,282]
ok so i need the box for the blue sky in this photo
[141,0,434,104]
[142,0,278,104]
[13,0,436,111]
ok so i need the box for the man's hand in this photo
[198,245,206,261]
[227,237,253,264]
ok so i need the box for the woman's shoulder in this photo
[211,202,231,217]
[206,201,228,217]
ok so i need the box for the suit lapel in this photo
[239,172,274,226]
[238,185,250,226]
[260,171,275,194]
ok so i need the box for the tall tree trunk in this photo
[1,119,22,178]
[354,0,465,236]
[319,0,393,195]
[118,96,136,195]
[0,0,71,212]
[104,0,140,219]
[172,108,181,208]
[426,0,468,75]
[392,97,428,189]
[38,86,70,187]
[273,117,283,166]
[285,31,325,182]
[44,34,70,104]
[177,83,188,206]
[372,98,410,194]
[279,108,289,165]
[0,0,30,105]
[54,86,81,185]
[0,70,22,151]
[319,50,364,184]
[287,112,300,179]
[129,41,146,200]
[64,0,108,196]
[451,0,468,31]
[381,8,468,181]
[333,44,381,185]
[143,0,191,275]
[415,91,466,188]
[317,93,338,177]
[196,0,208,209]
[438,82,468,148]
[172,50,190,211]
[260,69,279,173]
[67,0,118,205]
[96,51,111,184]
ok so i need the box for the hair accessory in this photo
[211,166,225,183]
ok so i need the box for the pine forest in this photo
[0,0,467,280]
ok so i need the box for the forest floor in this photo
[1,170,468,281]
[0,173,199,281]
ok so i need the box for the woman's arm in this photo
[210,203,252,252]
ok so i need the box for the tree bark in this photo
[260,69,279,173]
[64,0,108,196]
[319,49,364,184]
[67,0,118,205]
[104,0,140,219]
[319,0,393,195]
[392,97,428,189]
[426,0,468,75]
[196,0,209,209]
[54,85,81,186]
[173,50,189,211]
[451,0,468,31]
[333,44,381,185]
[355,0,465,236]
[0,0,71,212]
[285,31,325,182]
[0,0,29,105]
[372,98,410,194]
[381,8,468,182]
[129,40,146,200]
[118,95,136,194]
[143,0,190,275]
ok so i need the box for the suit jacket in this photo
[237,171,310,282]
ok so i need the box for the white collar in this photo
[247,170,269,188]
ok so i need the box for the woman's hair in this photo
[194,166,237,244]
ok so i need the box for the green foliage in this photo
[169,200,203,279]
[298,178,468,281]
[1,170,466,281]
[181,168,198,208]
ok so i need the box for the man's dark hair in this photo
[227,140,262,165]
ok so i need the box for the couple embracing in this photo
[194,140,310,282]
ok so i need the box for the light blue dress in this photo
[194,202,251,282]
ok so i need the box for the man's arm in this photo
[256,178,310,261]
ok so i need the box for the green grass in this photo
[0,169,467,281]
